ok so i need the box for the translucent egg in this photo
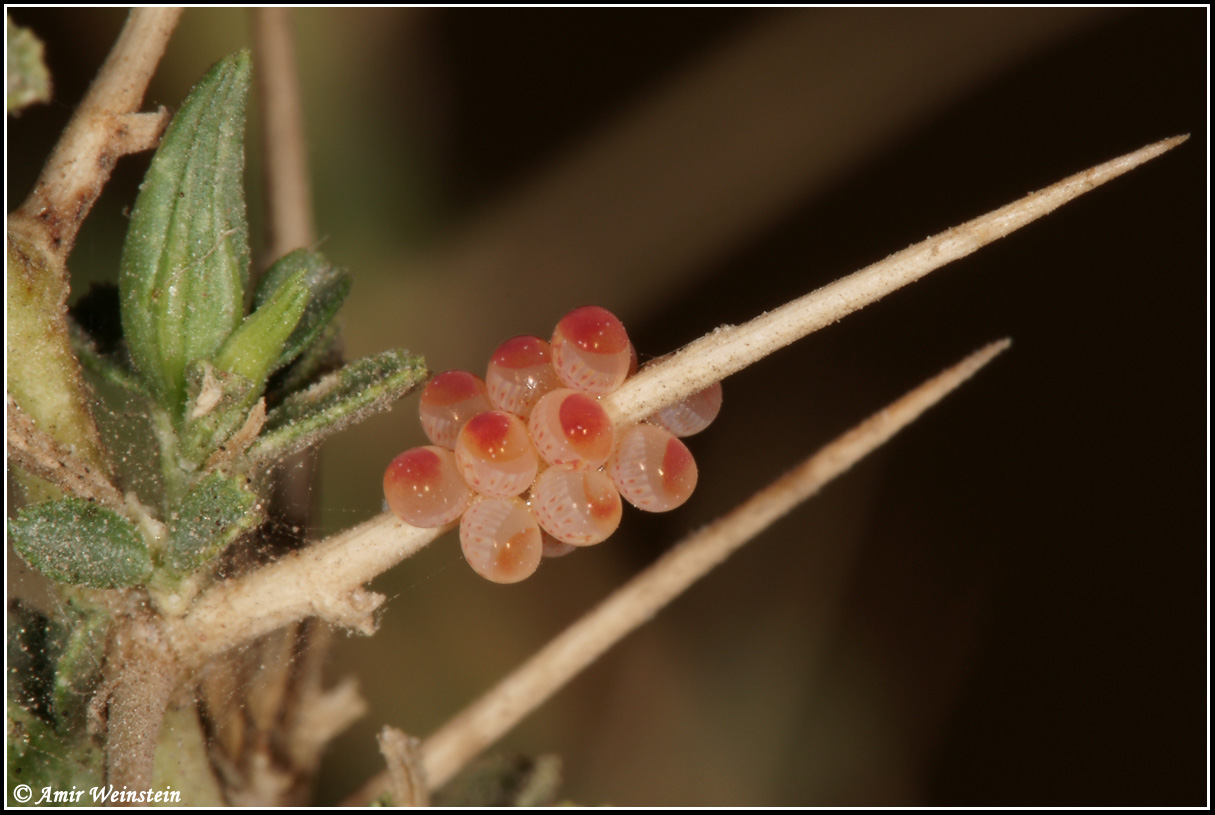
[530,467,622,545]
[607,423,698,512]
[528,389,616,470]
[460,497,543,584]
[648,381,723,437]
[485,335,561,417]
[550,306,632,394]
[540,532,578,559]
[455,410,540,497]
[419,370,493,449]
[382,446,472,528]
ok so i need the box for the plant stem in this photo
[348,339,1010,802]
[102,616,182,797]
[10,7,181,262]
[5,395,125,509]
[166,515,443,665]
[165,137,1182,671]
[252,7,315,261]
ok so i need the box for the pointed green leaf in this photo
[165,472,261,573]
[269,320,343,398]
[119,50,252,415]
[249,349,428,466]
[253,248,352,372]
[211,268,309,389]
[7,15,52,113]
[9,499,152,589]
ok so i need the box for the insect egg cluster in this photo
[383,306,723,584]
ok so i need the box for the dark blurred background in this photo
[7,9,1205,806]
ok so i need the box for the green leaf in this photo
[177,360,257,467]
[211,268,309,389]
[269,320,343,398]
[7,15,52,113]
[119,50,252,416]
[253,248,352,373]
[9,499,152,589]
[249,349,428,466]
[165,472,261,573]
[8,701,104,804]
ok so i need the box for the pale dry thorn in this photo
[412,339,1011,793]
[166,138,1181,672]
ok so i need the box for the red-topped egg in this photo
[528,389,616,470]
[383,446,472,528]
[550,306,632,394]
[485,335,561,417]
[607,423,698,512]
[455,410,539,497]
[419,370,493,449]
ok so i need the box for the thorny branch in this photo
[346,338,1010,802]
[165,137,1183,669]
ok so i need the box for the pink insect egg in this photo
[607,423,699,512]
[460,497,543,583]
[528,388,616,470]
[455,410,540,497]
[648,381,723,437]
[485,335,561,417]
[540,532,578,559]
[383,446,472,528]
[550,306,632,394]
[419,370,493,449]
[530,467,623,545]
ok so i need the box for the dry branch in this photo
[6,395,125,509]
[166,137,1181,676]
[343,339,1009,802]
[10,7,181,261]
